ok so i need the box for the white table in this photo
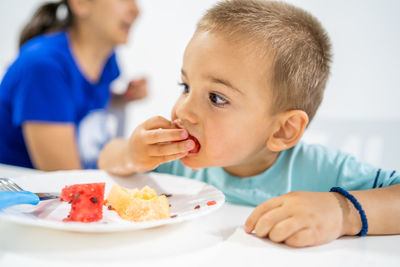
[0,163,399,267]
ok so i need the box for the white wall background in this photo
[1,0,399,169]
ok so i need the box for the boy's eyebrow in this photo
[208,75,243,95]
[181,69,243,95]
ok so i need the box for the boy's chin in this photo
[179,156,205,170]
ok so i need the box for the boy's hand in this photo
[244,191,352,247]
[127,116,195,172]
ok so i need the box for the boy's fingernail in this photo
[244,225,251,234]
[185,140,194,149]
[181,130,188,138]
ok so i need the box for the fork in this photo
[0,177,59,210]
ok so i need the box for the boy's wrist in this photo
[331,191,362,236]
[122,142,140,174]
[100,138,138,176]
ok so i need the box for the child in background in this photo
[98,0,400,247]
[0,0,147,171]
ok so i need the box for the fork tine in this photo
[4,184,17,191]
[0,179,11,191]
[7,180,24,191]
[1,182,17,191]
[0,184,8,191]
[0,178,24,191]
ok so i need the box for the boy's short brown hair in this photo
[197,0,332,121]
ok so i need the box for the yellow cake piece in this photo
[105,183,170,222]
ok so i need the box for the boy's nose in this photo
[174,96,198,126]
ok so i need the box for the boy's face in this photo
[171,31,278,175]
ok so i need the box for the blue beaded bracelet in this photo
[330,187,368,236]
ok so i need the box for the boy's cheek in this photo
[170,108,177,121]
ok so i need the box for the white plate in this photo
[0,170,225,232]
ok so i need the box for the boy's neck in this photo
[223,150,280,178]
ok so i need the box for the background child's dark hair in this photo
[197,0,332,122]
[19,0,72,48]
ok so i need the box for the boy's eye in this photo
[178,82,229,107]
[209,92,229,106]
[178,82,190,94]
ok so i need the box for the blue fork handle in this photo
[0,191,40,210]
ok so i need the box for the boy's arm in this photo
[343,184,400,235]
[245,183,400,247]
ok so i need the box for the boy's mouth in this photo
[173,119,201,154]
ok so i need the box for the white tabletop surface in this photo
[0,163,399,267]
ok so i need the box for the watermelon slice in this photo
[60,183,105,223]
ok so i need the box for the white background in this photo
[1,0,399,169]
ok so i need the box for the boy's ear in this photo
[266,110,309,152]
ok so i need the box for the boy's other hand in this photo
[127,116,195,172]
[244,191,349,247]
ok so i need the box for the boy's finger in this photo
[147,139,194,156]
[144,129,188,144]
[244,197,282,233]
[142,116,175,130]
[284,228,315,248]
[268,217,304,243]
[154,152,188,165]
[253,207,289,238]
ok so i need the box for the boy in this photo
[98,0,400,247]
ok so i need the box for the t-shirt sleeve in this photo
[154,162,174,174]
[289,143,400,192]
[153,160,189,177]
[335,155,400,190]
[12,55,75,126]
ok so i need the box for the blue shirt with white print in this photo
[0,31,120,169]
[155,141,400,206]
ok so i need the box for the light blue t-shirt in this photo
[155,142,400,206]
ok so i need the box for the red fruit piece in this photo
[187,135,200,153]
[173,119,200,153]
[60,183,105,223]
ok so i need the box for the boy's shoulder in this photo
[289,141,349,163]
[283,141,395,191]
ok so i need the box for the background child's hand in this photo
[124,78,148,101]
[244,191,348,247]
[127,116,195,172]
